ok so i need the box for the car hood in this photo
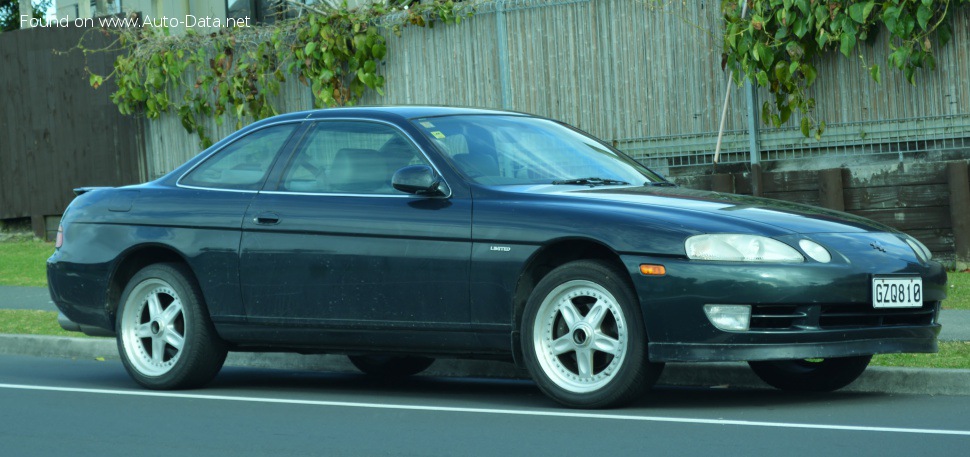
[527,185,896,235]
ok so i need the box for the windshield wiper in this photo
[551,177,630,186]
[644,181,677,187]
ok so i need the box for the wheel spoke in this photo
[163,330,184,351]
[592,332,621,355]
[585,301,609,328]
[134,323,154,339]
[159,300,183,326]
[576,347,594,378]
[151,336,166,364]
[147,293,163,319]
[551,335,574,355]
[559,302,582,329]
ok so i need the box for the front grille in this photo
[749,302,938,331]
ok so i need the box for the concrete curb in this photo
[3,334,969,396]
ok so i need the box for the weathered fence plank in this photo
[843,184,950,211]
[948,162,970,267]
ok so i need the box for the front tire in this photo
[748,356,872,392]
[116,263,227,390]
[521,260,663,408]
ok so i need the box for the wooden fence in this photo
[675,160,970,265]
[0,24,146,239]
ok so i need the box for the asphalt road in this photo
[2,355,969,456]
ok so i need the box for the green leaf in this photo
[780,105,792,124]
[792,17,807,38]
[881,7,898,34]
[870,64,881,84]
[801,63,817,86]
[756,70,769,87]
[840,31,856,57]
[815,4,829,27]
[801,117,811,137]
[938,22,953,47]
[917,5,933,31]
[774,60,790,83]
[816,30,828,48]
[795,0,810,16]
[305,41,317,56]
[848,2,875,24]
[902,11,916,36]
[889,46,909,69]
[372,43,387,60]
[775,25,789,41]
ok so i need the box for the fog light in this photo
[799,239,831,263]
[703,304,752,331]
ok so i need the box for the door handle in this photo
[253,212,281,225]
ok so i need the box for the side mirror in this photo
[392,165,446,196]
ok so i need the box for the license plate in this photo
[872,277,923,308]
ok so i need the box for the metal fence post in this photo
[495,1,512,109]
[745,81,762,196]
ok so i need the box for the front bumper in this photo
[622,246,947,363]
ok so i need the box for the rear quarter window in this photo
[180,123,298,190]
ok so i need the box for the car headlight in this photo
[685,234,804,262]
[904,236,932,262]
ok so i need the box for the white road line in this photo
[2,382,969,436]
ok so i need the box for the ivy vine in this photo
[85,0,472,147]
[722,0,969,138]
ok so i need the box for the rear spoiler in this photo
[73,187,112,196]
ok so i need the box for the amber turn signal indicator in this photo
[639,264,666,276]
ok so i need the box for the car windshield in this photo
[412,115,668,186]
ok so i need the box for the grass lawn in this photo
[0,310,98,338]
[0,239,53,287]
[872,342,970,369]
[943,270,970,310]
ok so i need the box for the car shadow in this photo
[204,365,889,411]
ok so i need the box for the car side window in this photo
[180,123,298,190]
[279,121,427,195]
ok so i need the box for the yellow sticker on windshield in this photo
[420,121,435,128]
[430,131,446,139]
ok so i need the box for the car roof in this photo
[252,106,531,127]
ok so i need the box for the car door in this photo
[239,120,473,340]
[173,121,302,318]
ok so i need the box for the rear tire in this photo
[748,356,872,392]
[521,260,663,408]
[348,355,435,377]
[116,263,227,390]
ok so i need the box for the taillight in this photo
[55,225,64,249]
